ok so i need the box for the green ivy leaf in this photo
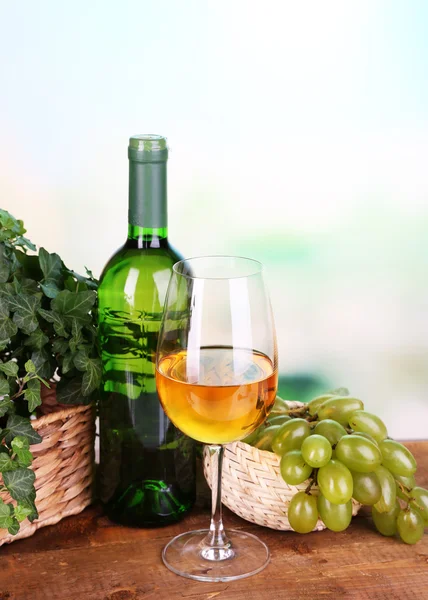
[20,278,40,295]
[69,336,82,354]
[14,501,33,523]
[11,436,32,467]
[63,274,79,292]
[17,492,38,523]
[24,378,42,412]
[56,376,86,404]
[0,395,13,417]
[0,209,24,235]
[38,308,69,337]
[7,517,20,536]
[3,278,20,295]
[62,352,75,374]
[51,290,96,324]
[82,358,102,396]
[24,359,36,374]
[30,348,52,380]
[69,318,84,353]
[5,415,42,445]
[0,452,16,472]
[71,317,80,335]
[40,281,61,299]
[52,338,69,355]
[7,294,41,335]
[0,377,10,398]
[0,374,10,396]
[0,246,10,283]
[3,468,36,500]
[24,330,49,350]
[15,236,36,252]
[73,349,89,372]
[11,436,29,451]
[0,360,19,378]
[0,297,18,340]
[67,268,98,291]
[15,450,33,468]
[0,498,14,530]
[0,231,12,243]
[38,248,63,284]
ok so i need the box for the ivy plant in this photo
[0,209,99,535]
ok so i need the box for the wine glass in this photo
[156,256,278,582]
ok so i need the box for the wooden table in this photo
[1,442,427,600]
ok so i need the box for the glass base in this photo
[162,528,270,582]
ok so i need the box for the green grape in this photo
[266,415,291,427]
[317,460,353,504]
[379,440,417,477]
[288,492,319,533]
[242,426,264,446]
[373,465,396,513]
[313,420,347,447]
[396,508,425,545]
[335,435,382,473]
[348,410,388,443]
[270,396,289,415]
[272,418,311,456]
[395,473,416,489]
[395,473,416,501]
[307,394,335,416]
[351,431,379,448]
[318,397,364,426]
[410,487,428,524]
[317,494,352,532]
[301,435,332,468]
[280,450,313,485]
[351,471,382,505]
[253,425,280,451]
[372,500,401,536]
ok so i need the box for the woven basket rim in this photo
[32,403,93,430]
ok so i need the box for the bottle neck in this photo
[127,224,168,249]
[128,159,168,233]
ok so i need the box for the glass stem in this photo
[201,445,233,561]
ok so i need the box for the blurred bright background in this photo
[1,0,428,438]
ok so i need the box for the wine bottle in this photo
[98,135,196,527]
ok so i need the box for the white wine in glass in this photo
[156,256,278,582]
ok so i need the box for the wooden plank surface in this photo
[1,442,427,600]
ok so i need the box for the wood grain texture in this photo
[1,442,427,600]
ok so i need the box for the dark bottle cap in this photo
[128,134,168,163]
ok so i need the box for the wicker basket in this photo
[203,401,360,531]
[0,402,95,546]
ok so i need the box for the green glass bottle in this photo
[98,135,195,527]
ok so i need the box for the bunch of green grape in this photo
[243,390,428,544]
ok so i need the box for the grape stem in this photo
[396,480,412,497]
[408,498,424,512]
[395,479,424,512]
[305,469,318,494]
[305,480,315,494]
[285,406,308,417]
[305,415,318,423]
